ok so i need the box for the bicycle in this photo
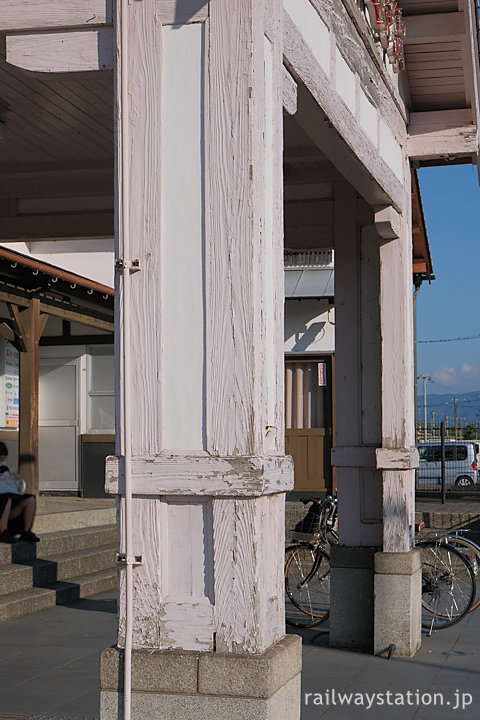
[284,496,337,628]
[419,529,480,618]
[285,498,476,632]
[418,538,476,632]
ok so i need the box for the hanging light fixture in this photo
[364,0,406,73]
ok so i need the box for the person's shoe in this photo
[0,529,18,543]
[19,530,40,543]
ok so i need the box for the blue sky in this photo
[416,164,480,396]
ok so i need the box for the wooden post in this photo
[330,171,421,656]
[378,163,416,553]
[9,299,48,496]
[101,1,300,717]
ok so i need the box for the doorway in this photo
[285,356,333,492]
[39,356,79,491]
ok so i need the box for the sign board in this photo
[4,342,19,427]
[318,362,327,387]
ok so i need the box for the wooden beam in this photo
[283,66,297,115]
[40,333,113,346]
[294,84,403,212]
[105,455,294,496]
[413,261,428,274]
[0,168,113,199]
[283,11,404,212]
[463,0,480,170]
[408,109,478,161]
[0,0,208,33]
[6,28,114,73]
[8,304,28,352]
[0,290,113,332]
[0,1,113,32]
[0,322,15,343]
[404,12,465,45]
[374,205,401,240]
[38,303,114,332]
[0,212,114,240]
[10,299,48,496]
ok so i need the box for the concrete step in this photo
[0,567,117,622]
[0,524,117,564]
[0,563,33,596]
[0,585,56,622]
[0,520,118,622]
[42,567,117,605]
[34,500,116,534]
[17,544,116,585]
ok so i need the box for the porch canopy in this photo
[0,245,113,494]
[400,0,480,166]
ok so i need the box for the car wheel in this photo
[455,476,474,487]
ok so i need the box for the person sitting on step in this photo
[0,441,40,543]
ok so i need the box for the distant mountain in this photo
[418,390,480,426]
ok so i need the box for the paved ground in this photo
[0,587,479,720]
[298,609,480,719]
[0,591,116,720]
[1,497,479,719]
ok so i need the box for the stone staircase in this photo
[0,523,117,622]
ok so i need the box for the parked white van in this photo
[418,441,479,487]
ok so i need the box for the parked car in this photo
[418,441,479,487]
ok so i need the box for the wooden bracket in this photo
[374,205,401,240]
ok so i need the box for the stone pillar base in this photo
[329,546,377,652]
[374,548,422,657]
[100,634,302,720]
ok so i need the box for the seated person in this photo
[0,442,39,543]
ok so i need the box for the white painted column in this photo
[373,163,421,657]
[330,172,420,656]
[107,0,296,690]
[378,162,417,553]
[329,180,383,652]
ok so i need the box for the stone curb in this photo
[101,635,302,700]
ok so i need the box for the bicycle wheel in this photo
[420,540,475,630]
[442,536,480,612]
[285,543,330,628]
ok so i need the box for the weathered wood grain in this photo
[115,0,163,457]
[205,0,286,457]
[156,0,209,24]
[379,165,416,552]
[376,448,419,471]
[213,494,285,653]
[0,0,208,31]
[6,28,114,72]
[283,65,298,115]
[288,35,404,212]
[0,0,113,31]
[408,124,478,161]
[105,454,294,495]
[118,496,215,651]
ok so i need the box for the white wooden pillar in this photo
[101,1,300,718]
[330,173,420,656]
[374,163,421,657]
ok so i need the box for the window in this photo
[87,347,114,431]
[419,447,433,462]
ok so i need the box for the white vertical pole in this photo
[422,374,428,441]
[118,0,133,718]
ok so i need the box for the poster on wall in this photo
[4,342,19,428]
